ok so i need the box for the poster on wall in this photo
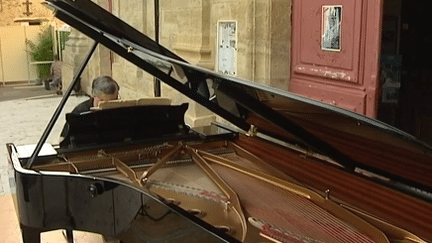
[322,6,342,51]
[217,21,237,76]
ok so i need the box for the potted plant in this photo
[27,25,54,87]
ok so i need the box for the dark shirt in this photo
[60,98,93,138]
[70,98,93,114]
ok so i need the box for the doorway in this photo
[378,0,432,145]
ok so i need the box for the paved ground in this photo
[0,82,57,102]
[0,84,104,242]
[0,94,88,195]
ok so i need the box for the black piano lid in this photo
[43,0,432,200]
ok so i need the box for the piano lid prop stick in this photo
[153,0,161,97]
[26,41,99,169]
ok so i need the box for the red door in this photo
[290,0,383,117]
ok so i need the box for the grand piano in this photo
[7,0,432,242]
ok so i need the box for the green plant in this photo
[27,26,54,80]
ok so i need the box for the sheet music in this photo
[91,98,172,110]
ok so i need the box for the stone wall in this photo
[0,0,54,26]
[269,0,292,90]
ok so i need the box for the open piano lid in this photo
[44,0,432,201]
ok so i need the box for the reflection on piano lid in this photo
[5,0,432,242]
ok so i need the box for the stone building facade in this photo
[0,0,53,26]
[63,0,292,127]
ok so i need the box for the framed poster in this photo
[322,6,342,51]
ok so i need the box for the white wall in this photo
[0,25,41,83]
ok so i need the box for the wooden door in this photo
[290,0,383,117]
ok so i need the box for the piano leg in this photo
[64,229,74,243]
[20,225,41,243]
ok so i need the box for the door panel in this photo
[299,0,361,82]
[291,0,382,117]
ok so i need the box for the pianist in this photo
[72,75,119,113]
[60,76,120,139]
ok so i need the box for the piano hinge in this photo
[325,189,330,200]
[299,148,314,159]
[246,125,257,137]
